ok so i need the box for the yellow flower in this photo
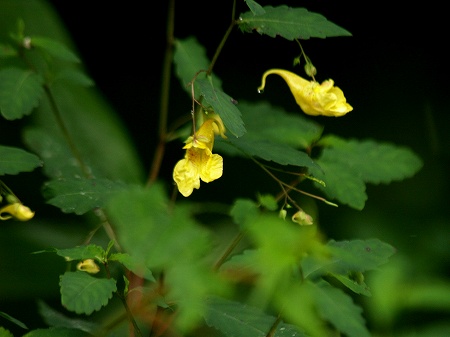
[173,115,226,197]
[0,202,35,221]
[77,259,100,274]
[258,69,353,117]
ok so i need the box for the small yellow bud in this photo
[292,210,314,226]
[77,259,100,274]
[0,203,35,221]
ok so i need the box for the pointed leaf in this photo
[0,145,42,175]
[204,296,308,337]
[173,36,222,94]
[328,273,372,296]
[43,177,127,215]
[245,0,266,16]
[0,67,44,120]
[60,271,116,315]
[0,311,27,329]
[216,136,320,170]
[197,78,246,137]
[239,6,352,40]
[52,68,94,87]
[312,281,371,337]
[55,244,106,262]
[31,36,80,63]
[318,135,423,184]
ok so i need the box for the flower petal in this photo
[200,153,223,183]
[173,158,201,197]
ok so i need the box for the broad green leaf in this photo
[312,280,371,337]
[203,296,308,337]
[55,244,105,262]
[59,271,116,315]
[216,136,320,170]
[238,101,323,149]
[244,0,266,16]
[30,36,80,63]
[0,327,14,337]
[318,135,423,184]
[22,127,84,178]
[239,6,352,40]
[37,300,100,335]
[310,159,367,209]
[197,78,246,137]
[0,145,42,175]
[109,252,156,282]
[0,67,44,120]
[43,177,127,215]
[22,327,90,337]
[0,311,27,329]
[173,36,222,94]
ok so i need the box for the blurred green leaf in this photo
[43,177,127,215]
[109,252,156,282]
[59,271,116,315]
[30,36,80,63]
[0,43,18,57]
[239,6,352,39]
[0,311,27,329]
[229,198,259,229]
[328,273,372,297]
[197,77,246,138]
[22,327,91,337]
[173,36,222,95]
[203,295,308,337]
[0,145,42,175]
[0,67,44,120]
[312,280,371,337]
[51,68,94,87]
[54,244,105,262]
[0,327,14,337]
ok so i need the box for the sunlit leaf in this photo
[197,78,246,138]
[31,36,80,63]
[0,145,42,175]
[43,177,127,215]
[60,271,116,315]
[312,280,371,337]
[204,295,308,337]
[0,67,44,120]
[239,6,352,40]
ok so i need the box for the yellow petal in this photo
[77,259,100,274]
[0,203,35,221]
[173,158,201,197]
[200,153,223,183]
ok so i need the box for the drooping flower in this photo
[173,114,226,197]
[0,202,35,221]
[77,259,100,274]
[258,69,353,117]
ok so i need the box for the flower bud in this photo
[292,210,314,226]
[77,259,100,274]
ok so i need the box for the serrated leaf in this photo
[312,280,371,337]
[239,6,352,40]
[204,296,307,337]
[43,177,127,215]
[238,101,323,149]
[0,311,28,329]
[173,36,222,94]
[55,244,105,262]
[60,271,116,315]
[37,300,100,335]
[0,67,44,120]
[216,136,320,170]
[31,36,80,63]
[318,135,423,184]
[197,78,246,138]
[310,159,367,209]
[0,145,42,175]
[22,327,90,337]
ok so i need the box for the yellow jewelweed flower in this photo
[173,115,226,197]
[0,203,35,221]
[258,69,353,117]
[77,259,100,274]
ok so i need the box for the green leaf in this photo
[327,273,372,296]
[0,311,28,329]
[203,296,308,337]
[37,300,100,335]
[229,198,259,229]
[55,244,106,262]
[0,327,14,337]
[197,78,246,138]
[59,271,116,315]
[0,145,42,175]
[318,135,424,184]
[216,136,320,170]
[244,0,266,16]
[238,101,323,149]
[22,327,90,337]
[52,68,94,87]
[173,36,222,94]
[312,280,371,337]
[239,6,352,40]
[109,252,156,282]
[30,36,80,63]
[0,67,44,120]
[43,177,127,215]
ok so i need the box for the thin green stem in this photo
[213,230,246,271]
